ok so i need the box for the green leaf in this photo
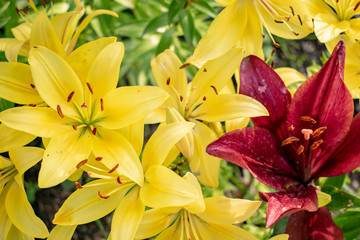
[143,12,168,35]
[334,209,360,240]
[321,185,360,211]
[179,9,195,47]
[323,174,347,189]
[271,215,290,237]
[0,98,15,112]
[190,0,217,18]
[168,0,186,24]
[156,27,175,54]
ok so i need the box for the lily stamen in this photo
[100,98,104,111]
[116,176,122,184]
[297,145,304,155]
[166,77,170,85]
[67,91,75,102]
[95,157,103,161]
[76,159,88,169]
[312,126,327,138]
[281,136,300,146]
[108,164,119,173]
[310,139,324,151]
[57,105,64,118]
[86,82,94,95]
[354,1,360,11]
[300,116,317,124]
[210,85,218,95]
[179,63,190,69]
[92,127,97,135]
[98,191,110,199]
[72,125,77,130]
[75,182,83,189]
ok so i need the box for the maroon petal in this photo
[207,127,299,191]
[259,185,318,227]
[315,113,360,178]
[239,55,291,136]
[285,206,343,240]
[286,41,353,175]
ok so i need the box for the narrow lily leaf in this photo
[9,147,44,176]
[0,107,73,138]
[6,181,49,238]
[135,209,177,240]
[30,13,66,57]
[66,37,116,82]
[179,9,195,47]
[111,186,145,240]
[156,27,175,55]
[142,122,194,171]
[47,225,77,240]
[190,1,217,18]
[100,86,168,130]
[54,179,132,225]
[143,13,168,35]
[0,124,36,153]
[190,121,220,188]
[0,62,42,104]
[321,185,360,211]
[140,165,199,208]
[28,46,85,121]
[197,196,262,224]
[334,210,360,240]
[168,0,186,23]
[86,42,124,99]
[39,130,92,188]
[190,94,268,122]
[188,47,243,111]
[323,174,346,189]
[92,129,143,186]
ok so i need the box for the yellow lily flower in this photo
[53,122,199,240]
[0,147,48,239]
[0,43,168,188]
[189,0,313,67]
[0,0,118,62]
[149,48,268,187]
[135,172,263,240]
[303,0,360,43]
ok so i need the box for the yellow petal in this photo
[0,124,36,153]
[189,121,220,188]
[0,155,11,169]
[67,168,83,181]
[225,117,250,133]
[5,225,32,240]
[275,67,306,87]
[66,37,116,82]
[28,46,85,121]
[4,39,24,62]
[316,190,332,207]
[111,186,145,240]
[51,10,83,47]
[0,107,73,138]
[66,10,118,54]
[39,130,92,188]
[86,42,124,99]
[216,0,236,7]
[30,12,66,57]
[256,0,313,39]
[162,146,180,167]
[156,218,182,240]
[188,47,244,112]
[6,181,49,238]
[145,105,167,124]
[142,122,194,171]
[9,147,44,176]
[47,225,77,240]
[140,165,199,208]
[11,23,31,41]
[54,179,132,225]
[190,94,268,122]
[190,216,258,240]
[0,186,12,239]
[151,49,188,110]
[270,234,289,240]
[118,118,145,157]
[0,62,43,104]
[100,86,168,130]
[189,1,246,67]
[197,196,262,224]
[135,209,177,239]
[92,128,143,186]
[183,172,206,214]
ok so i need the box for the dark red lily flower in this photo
[207,41,359,239]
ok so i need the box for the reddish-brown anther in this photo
[76,159,88,169]
[98,191,110,199]
[207,41,359,239]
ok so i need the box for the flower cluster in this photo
[0,0,359,240]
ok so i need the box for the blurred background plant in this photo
[0,0,359,239]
